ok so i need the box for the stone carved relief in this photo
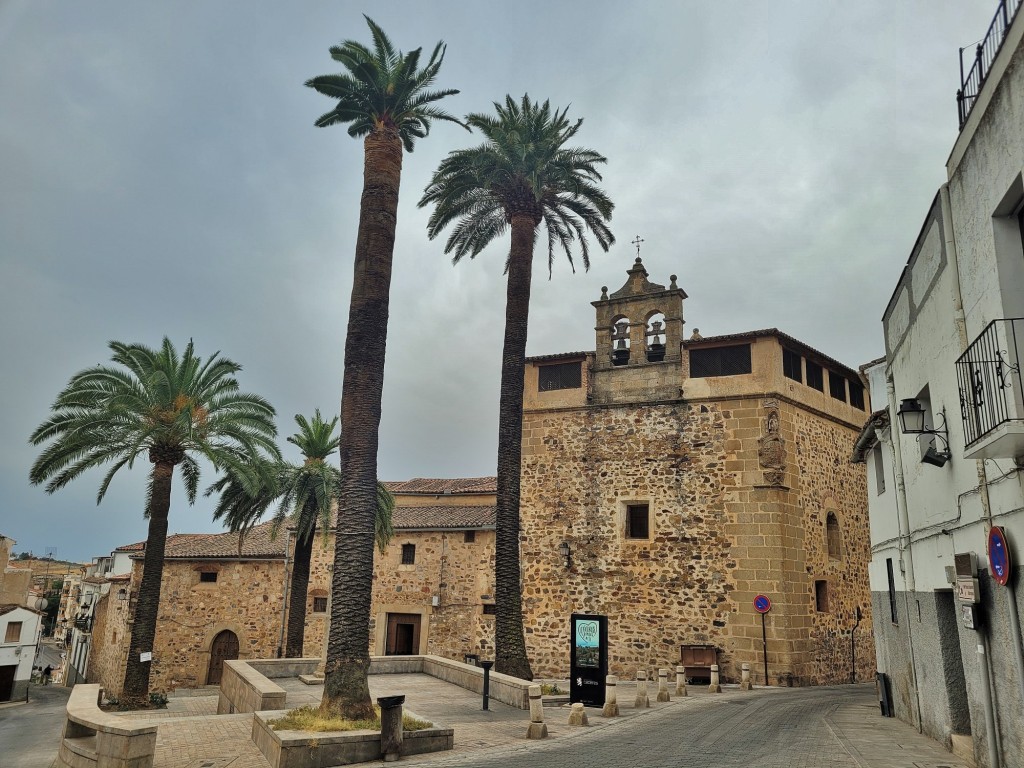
[758,402,786,486]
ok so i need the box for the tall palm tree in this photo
[29,338,278,706]
[420,95,614,680]
[305,16,463,718]
[207,411,395,659]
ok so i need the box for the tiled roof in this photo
[125,523,287,561]
[851,409,890,463]
[392,505,496,530]
[525,351,590,363]
[106,574,131,583]
[383,477,496,495]
[0,604,42,616]
[116,534,207,554]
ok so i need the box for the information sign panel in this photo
[569,613,608,707]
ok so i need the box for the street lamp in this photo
[896,398,951,467]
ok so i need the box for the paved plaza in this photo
[0,676,970,768]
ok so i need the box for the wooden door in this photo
[0,665,16,702]
[207,630,239,685]
[385,613,421,655]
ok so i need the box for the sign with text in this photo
[956,577,979,604]
[570,613,608,707]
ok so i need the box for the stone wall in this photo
[519,393,873,684]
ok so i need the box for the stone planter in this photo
[252,710,453,768]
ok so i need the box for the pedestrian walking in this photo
[43,665,52,685]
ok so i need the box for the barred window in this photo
[626,504,650,539]
[805,360,824,391]
[313,597,328,613]
[689,344,752,378]
[199,571,217,583]
[401,544,416,565]
[538,362,582,391]
[463,530,476,543]
[782,348,802,382]
[482,604,496,615]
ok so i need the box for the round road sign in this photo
[988,526,1012,587]
[753,594,772,614]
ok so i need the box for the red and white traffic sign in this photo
[753,594,772,614]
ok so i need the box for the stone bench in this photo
[217,659,290,714]
[55,684,157,768]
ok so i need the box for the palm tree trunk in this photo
[322,126,403,719]
[494,214,536,681]
[121,461,173,707]
[286,527,314,658]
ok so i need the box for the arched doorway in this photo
[207,629,239,685]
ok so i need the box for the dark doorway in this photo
[207,629,239,685]
[0,665,15,702]
[385,613,421,655]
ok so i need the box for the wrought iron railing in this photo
[956,318,1024,447]
[958,0,1024,127]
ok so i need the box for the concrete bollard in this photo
[708,664,722,693]
[377,695,405,762]
[568,702,589,726]
[526,685,548,739]
[602,675,620,717]
[657,668,671,702]
[675,665,688,697]
[634,670,650,708]
[740,662,753,691]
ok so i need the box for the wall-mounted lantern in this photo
[896,398,951,467]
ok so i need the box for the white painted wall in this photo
[0,607,42,684]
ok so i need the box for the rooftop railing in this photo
[957,0,1024,128]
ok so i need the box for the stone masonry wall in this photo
[519,395,873,685]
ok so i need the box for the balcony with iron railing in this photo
[957,0,1024,128]
[956,318,1024,459]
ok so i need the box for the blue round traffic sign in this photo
[753,594,772,614]
[988,526,1012,587]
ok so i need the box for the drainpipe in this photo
[885,376,923,731]
[277,528,291,659]
[941,182,1002,767]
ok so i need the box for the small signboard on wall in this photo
[569,613,608,707]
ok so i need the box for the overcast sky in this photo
[0,1,995,562]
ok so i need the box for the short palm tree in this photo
[305,16,462,719]
[29,338,278,706]
[420,95,614,680]
[207,411,395,659]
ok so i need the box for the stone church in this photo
[516,257,874,685]
[85,257,873,693]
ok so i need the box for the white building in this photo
[856,3,1024,766]
[0,605,43,702]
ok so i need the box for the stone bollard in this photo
[657,668,671,702]
[740,662,753,691]
[568,702,589,726]
[602,675,620,717]
[708,664,722,693]
[526,685,548,739]
[377,695,405,763]
[675,665,688,697]
[634,670,650,708]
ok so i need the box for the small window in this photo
[886,558,898,624]
[826,512,842,561]
[313,596,328,613]
[689,344,752,378]
[463,530,476,543]
[5,621,22,643]
[828,371,847,401]
[805,361,824,391]
[782,348,802,382]
[873,445,886,494]
[848,380,865,410]
[538,361,582,391]
[814,580,829,612]
[401,544,416,565]
[626,504,650,539]
[482,604,496,615]
[199,571,218,583]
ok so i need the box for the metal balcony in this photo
[957,0,1024,128]
[956,318,1024,459]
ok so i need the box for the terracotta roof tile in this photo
[383,477,496,495]
[392,505,495,530]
